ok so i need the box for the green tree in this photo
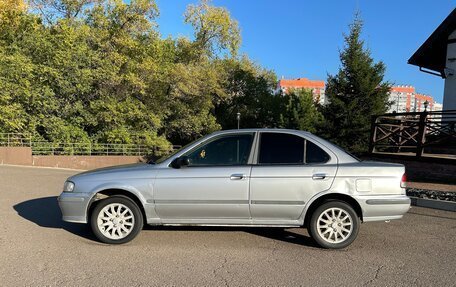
[27,0,95,23]
[1,0,304,156]
[321,15,391,153]
[184,0,240,58]
[214,57,279,129]
[0,0,26,13]
[280,89,323,133]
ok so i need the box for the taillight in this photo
[400,173,407,188]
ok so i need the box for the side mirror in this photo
[171,156,190,169]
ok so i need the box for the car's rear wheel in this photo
[90,196,143,244]
[309,201,360,249]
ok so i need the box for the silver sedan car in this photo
[58,129,410,248]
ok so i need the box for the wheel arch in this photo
[303,193,363,228]
[87,188,147,224]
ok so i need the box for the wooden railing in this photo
[369,110,456,158]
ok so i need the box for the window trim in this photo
[181,132,257,168]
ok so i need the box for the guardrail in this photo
[0,133,31,147]
[369,110,456,158]
[0,133,179,156]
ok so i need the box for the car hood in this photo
[68,163,158,182]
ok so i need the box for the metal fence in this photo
[0,133,177,156]
[369,110,456,158]
[0,133,31,147]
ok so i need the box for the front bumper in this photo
[355,195,411,222]
[57,192,93,223]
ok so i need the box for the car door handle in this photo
[230,174,246,180]
[312,173,327,180]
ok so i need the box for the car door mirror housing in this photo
[171,156,190,169]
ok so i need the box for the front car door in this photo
[250,131,337,223]
[154,132,256,223]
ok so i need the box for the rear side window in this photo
[258,132,330,165]
[306,140,330,164]
[259,133,304,164]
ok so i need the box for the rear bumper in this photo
[355,195,411,222]
[57,192,92,223]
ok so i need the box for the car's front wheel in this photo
[308,201,360,249]
[90,196,143,244]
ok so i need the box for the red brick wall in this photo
[32,155,143,170]
[0,147,33,166]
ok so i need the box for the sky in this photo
[155,0,456,103]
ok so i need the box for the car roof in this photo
[211,128,311,135]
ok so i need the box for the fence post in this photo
[368,115,377,153]
[416,111,428,158]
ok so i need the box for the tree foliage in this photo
[0,0,26,12]
[0,0,272,154]
[279,89,323,133]
[0,0,358,155]
[184,0,240,58]
[321,16,391,153]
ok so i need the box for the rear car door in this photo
[250,132,337,221]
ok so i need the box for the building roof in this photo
[415,93,434,102]
[408,8,456,77]
[278,78,325,89]
[391,86,415,93]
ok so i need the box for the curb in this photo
[410,197,456,212]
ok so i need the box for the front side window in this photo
[185,133,254,166]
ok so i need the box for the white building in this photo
[387,85,436,113]
[433,102,443,111]
[408,8,456,112]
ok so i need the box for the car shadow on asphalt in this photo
[144,225,319,248]
[13,196,97,241]
[13,197,319,247]
[246,228,319,248]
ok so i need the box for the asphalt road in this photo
[1,165,455,286]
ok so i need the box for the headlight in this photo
[63,181,75,192]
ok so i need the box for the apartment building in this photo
[388,85,439,113]
[277,78,440,112]
[276,77,326,105]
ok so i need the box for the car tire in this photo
[90,196,143,244]
[308,201,360,249]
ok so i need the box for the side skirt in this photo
[157,223,301,228]
[146,218,302,227]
